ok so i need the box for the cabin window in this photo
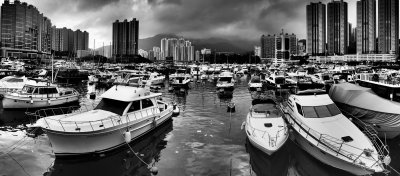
[326,104,341,116]
[142,99,153,109]
[302,104,341,118]
[128,100,141,112]
[296,103,303,116]
[303,107,318,118]
[219,77,232,83]
[95,98,129,116]
[23,86,35,93]
[6,78,23,82]
[38,88,58,94]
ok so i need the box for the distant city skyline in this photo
[22,0,370,49]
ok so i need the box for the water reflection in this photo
[46,119,173,176]
[246,138,289,176]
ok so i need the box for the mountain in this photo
[138,34,257,53]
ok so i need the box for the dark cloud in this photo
[24,0,358,48]
[75,0,120,11]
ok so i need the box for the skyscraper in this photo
[327,0,348,55]
[112,18,139,57]
[52,27,89,54]
[378,0,399,54]
[260,34,276,58]
[306,2,326,55]
[1,0,52,57]
[160,38,168,59]
[357,0,376,54]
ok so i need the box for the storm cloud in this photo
[23,0,357,49]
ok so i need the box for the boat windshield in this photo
[301,104,341,118]
[219,77,232,82]
[251,77,261,83]
[252,104,281,118]
[22,86,35,93]
[95,98,130,116]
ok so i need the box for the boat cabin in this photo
[95,86,165,116]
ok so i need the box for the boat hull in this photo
[289,123,374,175]
[44,110,173,156]
[246,127,288,155]
[2,95,79,109]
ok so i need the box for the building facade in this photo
[378,0,399,54]
[327,0,348,55]
[306,2,326,55]
[52,27,89,55]
[112,18,139,57]
[260,34,276,58]
[1,0,52,58]
[260,32,297,59]
[357,0,376,54]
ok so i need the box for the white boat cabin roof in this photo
[292,94,334,106]
[101,85,161,102]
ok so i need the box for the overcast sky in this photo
[24,0,358,49]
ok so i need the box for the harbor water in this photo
[1,75,400,176]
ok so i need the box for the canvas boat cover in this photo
[329,83,400,127]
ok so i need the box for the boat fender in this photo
[240,121,245,130]
[47,99,51,104]
[384,155,391,165]
[124,131,131,143]
[149,166,158,175]
[152,117,157,126]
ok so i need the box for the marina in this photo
[1,63,400,176]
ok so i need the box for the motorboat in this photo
[170,75,191,88]
[329,83,400,139]
[1,82,79,109]
[28,85,178,156]
[216,71,235,91]
[245,99,289,155]
[279,90,390,175]
[266,71,289,89]
[143,72,165,85]
[248,76,263,92]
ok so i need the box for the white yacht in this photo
[216,71,235,91]
[248,76,263,92]
[28,85,177,156]
[245,99,289,155]
[170,75,191,88]
[1,83,79,109]
[266,71,287,89]
[143,72,165,85]
[279,90,390,175]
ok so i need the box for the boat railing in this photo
[26,104,96,119]
[357,73,400,86]
[29,107,160,132]
[338,108,390,158]
[279,104,388,169]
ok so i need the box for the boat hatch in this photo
[264,123,272,128]
[341,136,353,142]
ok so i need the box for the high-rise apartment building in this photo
[378,0,399,54]
[112,18,139,57]
[306,2,326,55]
[260,34,276,58]
[52,27,89,54]
[260,32,296,59]
[327,0,348,55]
[160,38,168,59]
[357,0,376,54]
[1,0,52,57]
